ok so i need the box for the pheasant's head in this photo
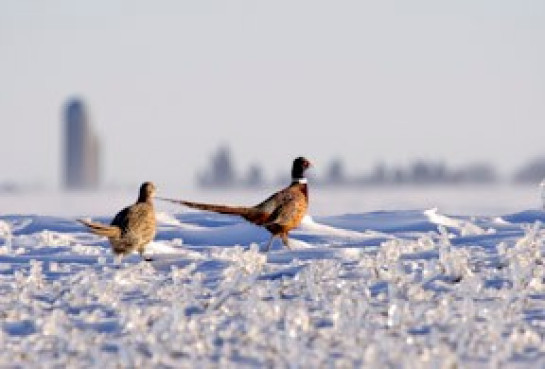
[292,157,312,181]
[138,182,156,202]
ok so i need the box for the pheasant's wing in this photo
[265,189,306,228]
[110,206,130,230]
[252,187,295,223]
[125,203,156,242]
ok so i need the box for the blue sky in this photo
[1,0,544,189]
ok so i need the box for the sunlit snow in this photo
[2,195,545,367]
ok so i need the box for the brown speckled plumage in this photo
[160,157,311,251]
[78,182,157,260]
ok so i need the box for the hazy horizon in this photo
[2,0,544,189]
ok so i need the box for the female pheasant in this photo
[78,182,157,261]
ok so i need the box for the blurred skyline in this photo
[1,0,544,190]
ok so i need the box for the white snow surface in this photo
[2,188,545,367]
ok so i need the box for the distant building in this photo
[63,99,100,189]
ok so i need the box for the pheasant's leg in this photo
[140,249,153,262]
[114,254,123,267]
[281,234,291,250]
[265,235,275,252]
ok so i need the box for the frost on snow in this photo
[1,210,545,368]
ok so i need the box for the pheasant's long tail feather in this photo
[158,197,250,215]
[78,219,121,238]
[157,197,267,223]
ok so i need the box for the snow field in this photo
[1,209,545,367]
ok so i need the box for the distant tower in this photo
[63,99,100,189]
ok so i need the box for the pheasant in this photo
[78,182,157,261]
[159,157,312,251]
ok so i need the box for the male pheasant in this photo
[78,182,157,261]
[160,157,311,251]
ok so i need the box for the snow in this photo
[1,188,545,367]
